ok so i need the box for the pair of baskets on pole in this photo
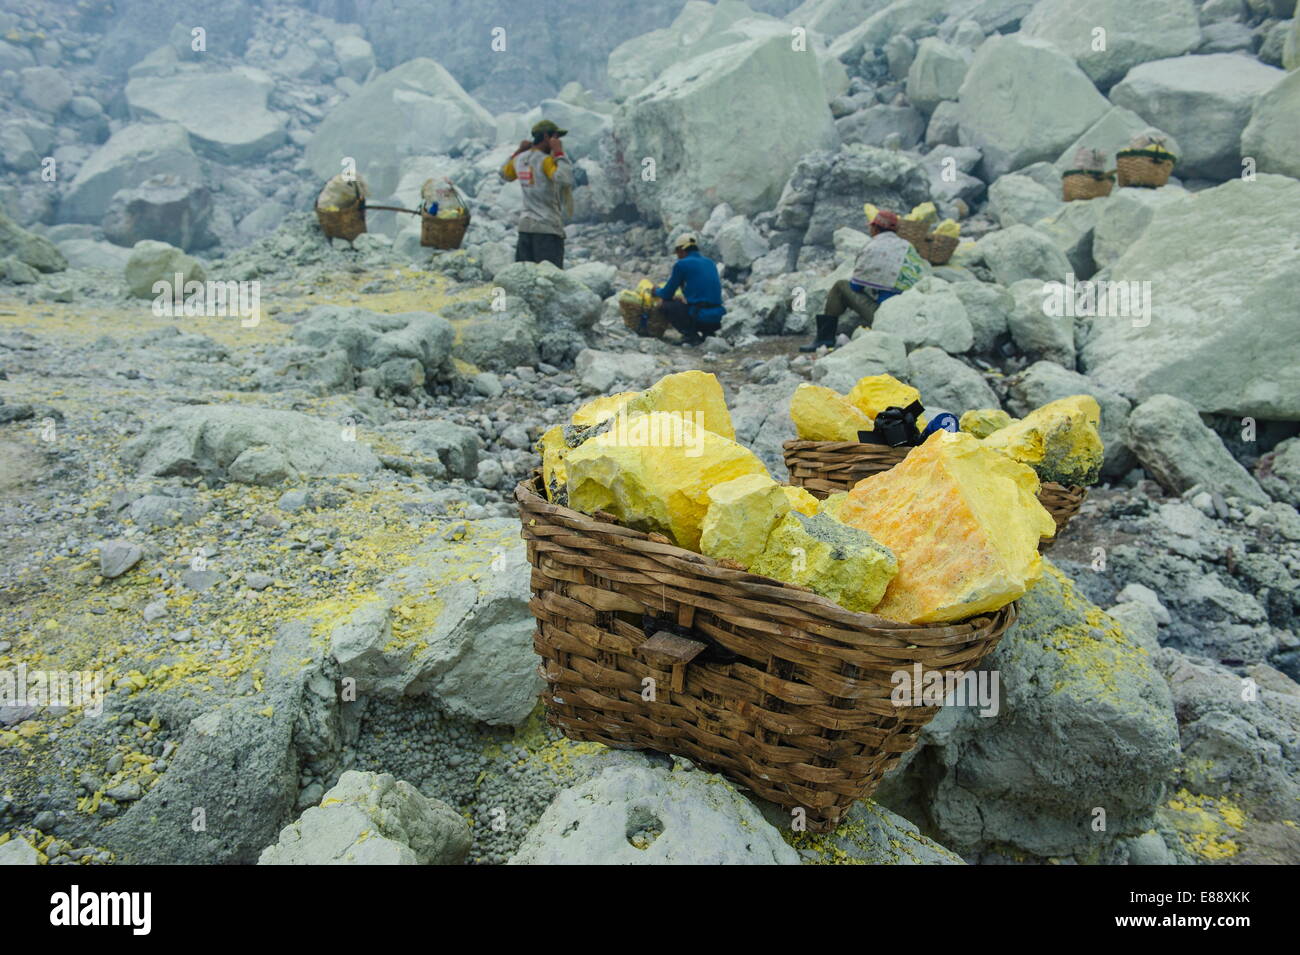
[896,219,959,266]
[315,181,471,249]
[513,430,1081,831]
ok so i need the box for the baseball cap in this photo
[673,233,698,251]
[531,119,568,137]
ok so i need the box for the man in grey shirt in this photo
[500,119,573,268]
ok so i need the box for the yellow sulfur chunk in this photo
[566,412,768,550]
[700,473,791,568]
[748,511,897,614]
[863,202,879,223]
[847,374,927,429]
[904,202,938,225]
[572,392,640,430]
[981,395,1104,487]
[622,370,736,441]
[790,383,874,441]
[781,484,819,516]
[933,218,961,238]
[960,407,1014,439]
[537,426,569,501]
[834,431,1056,624]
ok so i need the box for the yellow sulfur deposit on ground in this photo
[700,473,793,568]
[565,412,768,550]
[832,431,1056,624]
[846,374,926,427]
[748,510,897,614]
[980,395,1104,487]
[790,383,874,441]
[960,407,1014,439]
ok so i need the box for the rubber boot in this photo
[799,314,837,352]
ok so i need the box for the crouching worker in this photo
[800,209,925,352]
[654,234,726,346]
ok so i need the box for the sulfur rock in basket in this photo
[959,407,1014,439]
[790,383,875,441]
[979,395,1103,487]
[700,473,817,568]
[828,431,1055,624]
[570,370,735,442]
[748,510,897,614]
[565,411,767,551]
[847,374,926,425]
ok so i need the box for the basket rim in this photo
[515,473,1015,644]
[1116,148,1177,166]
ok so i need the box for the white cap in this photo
[673,233,698,251]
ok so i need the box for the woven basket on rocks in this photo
[783,440,909,499]
[783,439,1087,545]
[315,204,366,242]
[618,297,671,338]
[421,210,471,249]
[926,233,959,265]
[516,475,1017,831]
[1115,150,1174,188]
[1061,171,1114,201]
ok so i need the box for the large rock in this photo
[259,771,470,865]
[1022,0,1202,88]
[0,204,66,273]
[951,281,1013,352]
[509,763,799,864]
[124,404,382,485]
[614,23,837,227]
[876,564,1181,859]
[976,224,1073,285]
[575,348,658,394]
[810,328,910,395]
[714,214,771,268]
[19,66,73,114]
[835,104,926,150]
[123,240,206,299]
[102,175,216,251]
[1090,184,1189,267]
[1033,199,1107,278]
[1080,176,1300,418]
[290,305,456,393]
[1241,69,1300,180]
[305,58,495,197]
[773,799,963,864]
[377,420,481,479]
[872,284,975,353]
[125,68,287,162]
[1110,54,1284,180]
[988,173,1063,228]
[492,261,600,365]
[956,34,1110,180]
[906,37,970,113]
[61,123,202,223]
[906,346,1000,414]
[1127,394,1270,504]
[1260,437,1300,507]
[326,519,541,725]
[1007,278,1076,367]
[1007,360,1135,477]
[775,145,931,248]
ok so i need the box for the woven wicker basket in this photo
[1116,151,1174,188]
[1061,171,1114,201]
[315,204,366,242]
[896,219,929,252]
[516,475,1017,831]
[783,440,1087,543]
[926,233,959,265]
[783,440,909,499]
[421,210,471,249]
[618,297,670,338]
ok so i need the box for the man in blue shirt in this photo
[653,234,726,346]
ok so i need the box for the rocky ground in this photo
[1,0,1299,865]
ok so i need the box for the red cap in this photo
[871,210,900,231]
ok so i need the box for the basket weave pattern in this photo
[1116,153,1173,188]
[315,205,366,242]
[1061,173,1114,201]
[618,298,670,338]
[783,439,1087,541]
[421,210,471,249]
[516,476,1016,831]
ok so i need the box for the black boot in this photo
[799,314,837,352]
